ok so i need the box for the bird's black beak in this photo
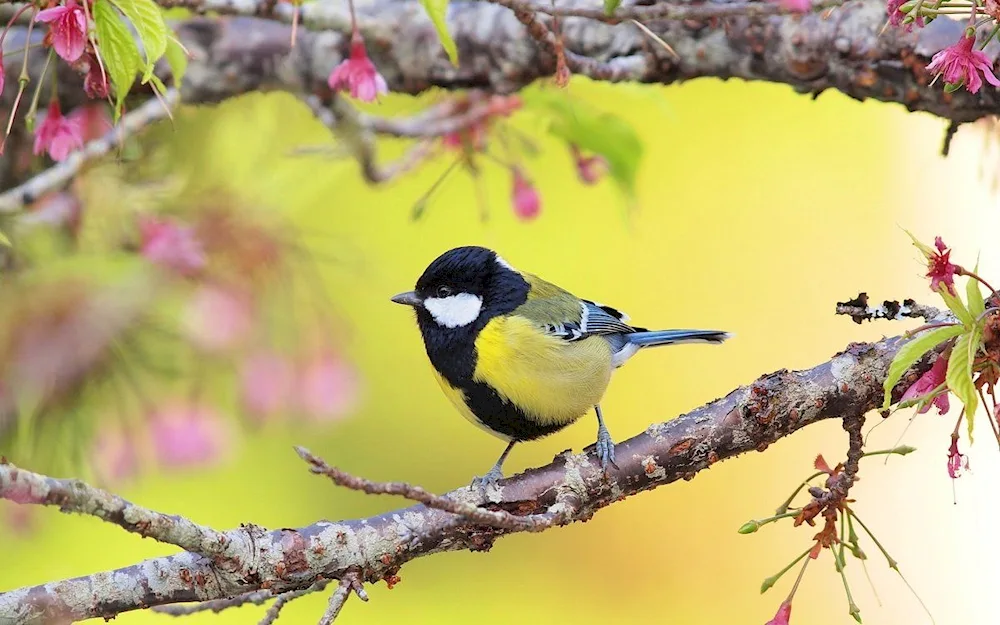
[391,291,423,307]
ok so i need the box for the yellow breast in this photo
[472,315,614,426]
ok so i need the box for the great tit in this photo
[392,246,731,488]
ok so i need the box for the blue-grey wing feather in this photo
[543,300,637,342]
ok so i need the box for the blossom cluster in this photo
[886,0,1000,94]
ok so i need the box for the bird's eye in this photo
[436,285,453,298]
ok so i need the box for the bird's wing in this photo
[515,274,638,342]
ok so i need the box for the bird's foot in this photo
[470,465,505,495]
[595,425,619,474]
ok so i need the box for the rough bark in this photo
[1,0,993,123]
[0,324,948,625]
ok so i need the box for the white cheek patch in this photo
[424,293,484,328]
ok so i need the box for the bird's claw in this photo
[596,425,619,474]
[470,466,504,494]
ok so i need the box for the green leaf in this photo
[0,229,10,247]
[110,0,167,82]
[419,0,459,66]
[903,228,935,258]
[163,34,188,88]
[946,329,981,441]
[522,88,644,197]
[882,325,966,410]
[967,267,985,319]
[603,0,622,14]
[94,0,142,119]
[937,285,974,327]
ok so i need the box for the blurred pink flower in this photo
[328,32,388,102]
[511,167,540,221]
[241,351,295,420]
[774,0,809,12]
[91,427,139,483]
[927,34,1000,95]
[33,101,84,162]
[4,501,36,534]
[36,0,87,62]
[148,402,231,468]
[0,51,5,99]
[947,437,968,479]
[181,284,254,353]
[900,355,950,415]
[765,601,792,625]
[296,351,359,421]
[138,215,206,278]
[570,144,607,185]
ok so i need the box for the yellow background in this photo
[3,76,999,625]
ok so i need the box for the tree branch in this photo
[0,0,992,205]
[0,312,956,624]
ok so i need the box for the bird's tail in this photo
[625,329,733,348]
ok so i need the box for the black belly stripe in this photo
[461,380,571,441]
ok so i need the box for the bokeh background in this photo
[2,76,999,625]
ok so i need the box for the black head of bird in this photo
[393,245,731,491]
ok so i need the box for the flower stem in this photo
[833,544,862,622]
[738,509,801,534]
[760,546,813,594]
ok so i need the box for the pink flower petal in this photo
[181,284,254,353]
[511,168,540,220]
[148,402,231,469]
[91,427,139,483]
[296,351,359,422]
[241,351,295,420]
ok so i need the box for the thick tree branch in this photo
[0,0,992,205]
[0,309,956,624]
[2,0,993,127]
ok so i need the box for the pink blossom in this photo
[240,351,295,420]
[765,601,792,625]
[0,51,5,99]
[927,34,1000,95]
[148,402,231,468]
[181,284,254,353]
[947,437,968,479]
[296,351,359,421]
[900,355,950,415]
[775,0,810,12]
[886,0,923,28]
[511,167,540,221]
[91,427,139,483]
[4,502,36,535]
[36,0,88,63]
[82,53,109,99]
[570,144,607,185]
[926,236,960,295]
[138,215,206,277]
[32,101,84,162]
[327,32,388,102]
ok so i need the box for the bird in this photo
[391,246,732,489]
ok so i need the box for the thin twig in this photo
[295,446,570,532]
[152,590,276,616]
[317,573,366,625]
[258,582,332,625]
[0,456,231,558]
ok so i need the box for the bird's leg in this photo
[471,439,516,492]
[594,404,618,472]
